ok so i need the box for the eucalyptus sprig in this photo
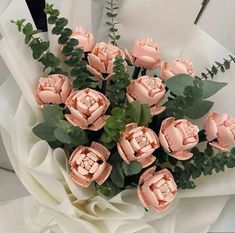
[105,0,120,46]
[172,145,235,189]
[199,54,235,79]
[11,19,64,74]
[107,56,130,107]
[44,4,93,89]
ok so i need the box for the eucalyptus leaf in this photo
[32,123,55,141]
[122,161,142,176]
[54,128,71,144]
[201,80,227,99]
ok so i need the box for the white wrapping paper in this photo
[0,0,235,232]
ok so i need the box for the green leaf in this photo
[55,17,68,27]
[25,35,32,44]
[32,51,42,59]
[122,161,142,176]
[110,169,125,188]
[52,26,63,35]
[139,104,151,126]
[23,23,33,35]
[201,80,227,99]
[32,123,55,141]
[224,59,230,69]
[67,38,79,47]
[186,99,213,119]
[165,74,194,96]
[127,101,141,124]
[54,127,71,144]
[43,104,64,124]
[48,15,57,24]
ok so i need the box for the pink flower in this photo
[159,117,199,160]
[86,42,125,80]
[126,76,166,115]
[70,27,94,52]
[204,112,235,151]
[69,142,112,187]
[65,88,110,131]
[160,59,194,80]
[36,74,72,105]
[137,167,177,212]
[125,38,161,70]
[117,123,159,167]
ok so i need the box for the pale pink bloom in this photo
[117,123,159,167]
[69,142,112,187]
[160,59,194,80]
[159,117,199,160]
[125,38,161,70]
[126,76,166,115]
[86,42,125,80]
[204,112,235,151]
[137,167,177,212]
[70,27,94,52]
[36,74,72,105]
[65,88,110,131]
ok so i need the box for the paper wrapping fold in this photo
[0,0,235,233]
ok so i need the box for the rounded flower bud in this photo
[204,112,235,151]
[160,59,194,80]
[117,123,160,167]
[137,167,177,212]
[65,88,110,131]
[36,74,72,105]
[125,38,161,70]
[70,27,94,52]
[159,117,199,160]
[126,76,166,115]
[86,42,125,80]
[69,142,112,187]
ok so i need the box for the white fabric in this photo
[0,0,235,233]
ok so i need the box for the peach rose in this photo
[137,167,177,212]
[65,88,110,131]
[36,74,72,105]
[86,42,125,80]
[125,38,161,70]
[204,112,235,151]
[126,76,166,115]
[159,117,199,160]
[70,27,94,52]
[160,59,194,80]
[69,142,112,187]
[117,123,159,167]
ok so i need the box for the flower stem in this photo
[132,67,141,79]
[102,80,107,94]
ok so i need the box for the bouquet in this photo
[1,1,235,232]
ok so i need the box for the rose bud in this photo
[65,88,110,131]
[160,59,194,80]
[117,123,159,167]
[70,27,94,52]
[36,74,72,105]
[69,142,112,187]
[126,76,166,115]
[86,42,125,80]
[137,167,177,212]
[159,117,199,160]
[125,37,161,70]
[204,112,235,151]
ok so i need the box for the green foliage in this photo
[95,179,119,197]
[172,145,235,189]
[107,55,130,107]
[11,20,63,75]
[32,104,88,149]
[122,161,142,176]
[44,3,93,89]
[126,100,152,126]
[105,0,120,46]
[200,55,235,79]
[164,75,227,119]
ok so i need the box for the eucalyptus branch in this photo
[44,4,93,89]
[105,0,120,46]
[199,54,235,79]
[11,19,64,74]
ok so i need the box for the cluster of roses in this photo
[35,27,235,212]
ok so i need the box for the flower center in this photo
[81,95,96,108]
[136,135,149,148]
